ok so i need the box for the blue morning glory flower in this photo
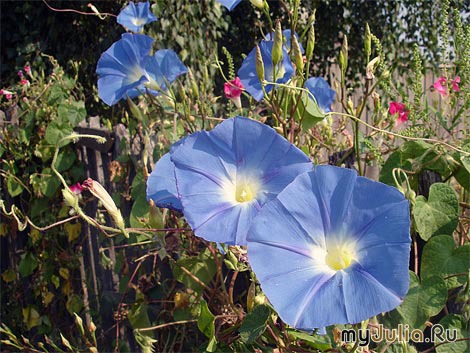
[117,1,157,33]
[216,0,242,11]
[238,40,295,101]
[168,116,313,245]
[247,165,410,329]
[146,139,186,212]
[96,33,187,106]
[97,33,154,106]
[304,77,336,114]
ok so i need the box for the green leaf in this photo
[421,235,470,289]
[197,300,215,339]
[128,304,153,335]
[239,304,271,343]
[287,329,332,351]
[6,174,23,197]
[66,294,83,315]
[19,252,38,277]
[436,315,470,353]
[58,102,86,126]
[296,91,327,131]
[172,249,218,293]
[38,168,61,198]
[55,148,76,172]
[413,183,458,240]
[45,122,73,146]
[379,150,411,186]
[392,272,447,330]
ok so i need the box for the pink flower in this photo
[451,76,460,92]
[17,70,23,78]
[224,77,244,109]
[69,182,83,195]
[389,101,409,126]
[20,79,29,86]
[24,65,31,74]
[0,89,13,100]
[433,76,448,96]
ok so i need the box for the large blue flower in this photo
[304,77,336,114]
[238,40,295,101]
[216,0,241,11]
[117,1,157,33]
[167,117,313,245]
[247,165,410,329]
[96,34,187,106]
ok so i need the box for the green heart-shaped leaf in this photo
[413,183,458,240]
[421,235,470,289]
[385,272,447,331]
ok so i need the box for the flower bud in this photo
[366,56,380,80]
[188,68,199,100]
[291,34,304,73]
[371,92,381,110]
[339,35,348,74]
[364,23,371,62]
[82,178,128,237]
[272,20,283,67]
[306,24,315,62]
[249,0,265,9]
[62,188,79,209]
[255,45,265,83]
[126,96,145,124]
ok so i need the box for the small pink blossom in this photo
[389,101,409,126]
[224,77,244,109]
[451,76,460,92]
[6,94,12,100]
[20,79,29,86]
[24,65,31,74]
[69,182,83,195]
[224,77,244,98]
[17,70,23,78]
[433,76,448,96]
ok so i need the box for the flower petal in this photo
[146,152,182,211]
[216,0,242,11]
[304,77,336,114]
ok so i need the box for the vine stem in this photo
[42,0,116,18]
[329,112,470,156]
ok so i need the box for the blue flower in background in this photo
[96,34,187,106]
[166,117,313,245]
[247,165,410,329]
[266,29,304,53]
[304,77,336,114]
[117,1,157,33]
[97,33,154,106]
[238,40,295,101]
[143,49,188,92]
[216,0,241,11]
